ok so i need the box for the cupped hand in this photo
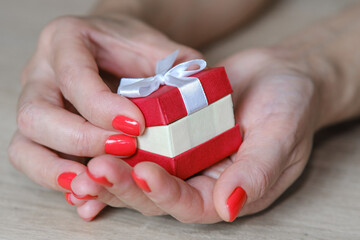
[78,48,320,223]
[7,14,202,219]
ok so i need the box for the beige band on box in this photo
[137,95,235,157]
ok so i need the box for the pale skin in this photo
[8,0,360,223]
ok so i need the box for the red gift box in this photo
[122,67,242,179]
[126,126,241,179]
[131,67,233,127]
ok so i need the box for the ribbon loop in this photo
[118,50,208,115]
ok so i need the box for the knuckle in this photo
[57,65,96,102]
[57,66,78,100]
[71,123,94,156]
[41,16,84,39]
[39,16,88,53]
[17,101,37,135]
[248,163,274,200]
[83,90,108,123]
[40,158,58,189]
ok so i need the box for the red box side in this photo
[130,67,233,127]
[174,124,241,179]
[124,147,177,176]
[124,125,242,179]
[131,86,187,127]
[193,67,233,104]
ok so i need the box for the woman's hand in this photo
[7,14,202,219]
[75,48,320,223]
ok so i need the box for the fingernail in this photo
[86,168,113,187]
[226,187,247,222]
[57,172,77,191]
[72,192,98,200]
[105,134,137,156]
[65,192,75,206]
[131,170,151,193]
[112,115,140,136]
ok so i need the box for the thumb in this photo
[213,127,288,222]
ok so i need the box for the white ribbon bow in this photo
[117,50,208,115]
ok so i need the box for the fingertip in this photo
[133,162,169,189]
[65,192,75,206]
[64,192,86,207]
[215,185,247,222]
[132,162,182,204]
[87,154,133,186]
[76,200,106,222]
[110,95,146,136]
[87,155,115,174]
[133,162,220,223]
[56,160,87,192]
[70,171,102,200]
[58,172,77,191]
[86,168,113,187]
[213,162,248,222]
[131,169,151,193]
[82,216,95,222]
[226,187,247,222]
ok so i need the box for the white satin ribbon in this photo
[117,50,208,115]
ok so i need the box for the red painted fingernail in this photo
[105,134,137,156]
[226,187,247,222]
[86,168,113,187]
[65,192,75,206]
[72,192,98,200]
[57,172,77,191]
[131,170,151,193]
[112,115,140,136]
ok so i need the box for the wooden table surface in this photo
[1,1,359,239]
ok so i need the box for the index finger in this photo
[50,26,145,135]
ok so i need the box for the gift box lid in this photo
[130,67,233,127]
